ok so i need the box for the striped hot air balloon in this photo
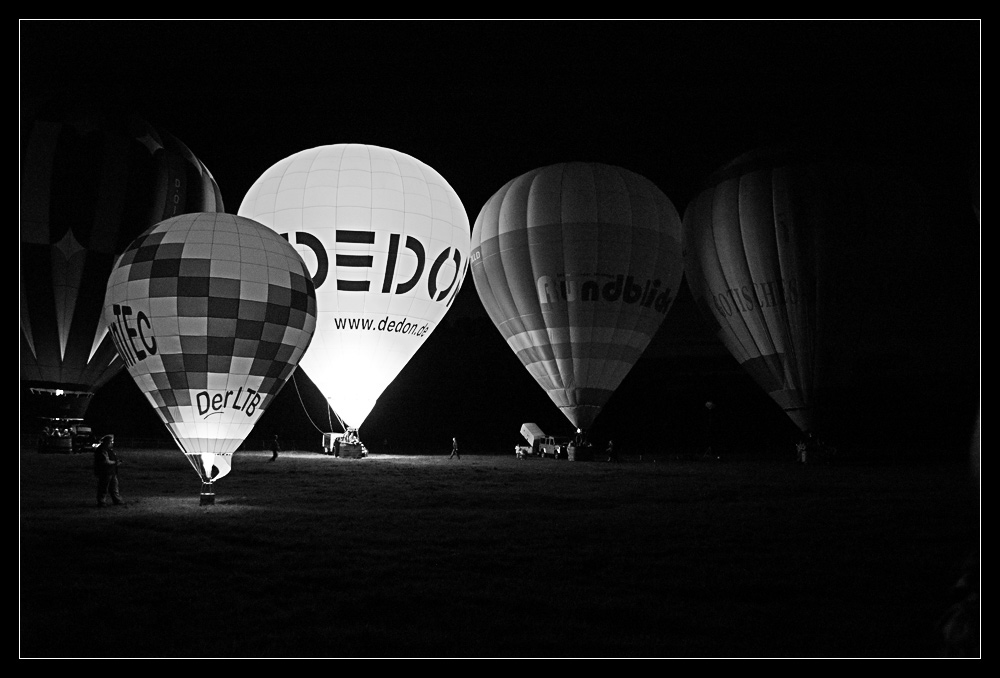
[470,162,684,434]
[681,146,973,450]
[21,97,224,425]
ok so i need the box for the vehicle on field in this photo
[37,418,95,453]
[518,423,573,459]
[322,429,367,458]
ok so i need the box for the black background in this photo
[20,20,981,456]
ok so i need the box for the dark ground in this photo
[19,442,979,658]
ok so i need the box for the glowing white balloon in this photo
[238,144,470,432]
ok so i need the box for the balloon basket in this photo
[200,482,215,505]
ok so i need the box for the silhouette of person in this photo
[605,439,619,463]
[449,437,460,460]
[94,434,126,507]
[270,434,280,462]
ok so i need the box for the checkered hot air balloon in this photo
[103,213,317,503]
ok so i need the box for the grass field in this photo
[19,444,979,658]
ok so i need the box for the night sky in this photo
[19,20,981,454]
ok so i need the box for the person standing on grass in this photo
[605,439,619,463]
[449,437,460,460]
[94,434,126,507]
[270,434,281,462]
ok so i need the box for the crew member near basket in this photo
[94,434,126,507]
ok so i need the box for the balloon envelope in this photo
[21,98,224,420]
[103,213,317,483]
[238,144,470,431]
[470,162,684,431]
[681,147,951,437]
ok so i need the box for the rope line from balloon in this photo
[291,370,345,435]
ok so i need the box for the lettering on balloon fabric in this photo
[108,303,157,367]
[331,316,431,336]
[536,274,674,313]
[196,387,263,418]
[708,277,802,317]
[284,229,464,306]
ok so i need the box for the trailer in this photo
[517,423,595,461]
[518,423,572,459]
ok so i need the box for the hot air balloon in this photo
[103,212,317,503]
[21,96,224,433]
[238,144,470,447]
[470,162,684,438]
[681,146,968,449]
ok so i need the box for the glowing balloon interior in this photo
[21,99,224,420]
[470,162,684,431]
[238,144,470,432]
[103,213,317,487]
